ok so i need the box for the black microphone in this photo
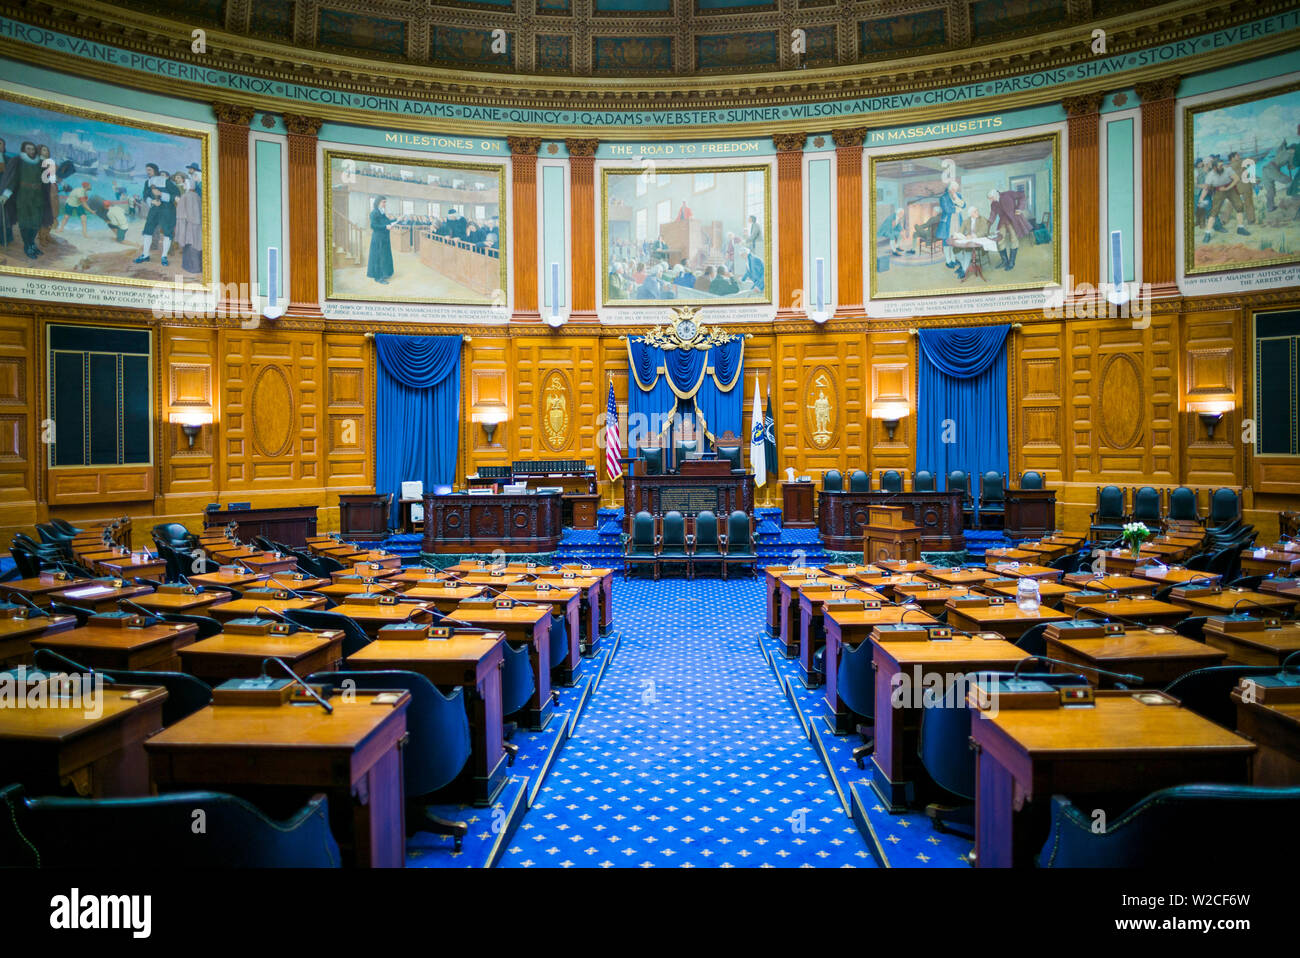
[1230,596,1277,616]
[1281,649,1300,674]
[1012,654,1145,687]
[1070,604,1152,631]
[261,656,332,713]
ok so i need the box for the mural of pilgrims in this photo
[0,141,49,259]
[133,162,180,266]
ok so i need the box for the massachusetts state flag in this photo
[605,382,623,481]
[750,379,767,488]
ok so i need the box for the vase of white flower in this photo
[1121,521,1150,560]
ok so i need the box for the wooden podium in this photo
[781,480,815,528]
[862,505,921,563]
[1004,488,1057,538]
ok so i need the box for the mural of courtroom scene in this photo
[0,91,210,286]
[1185,82,1300,275]
[324,151,506,304]
[869,134,1059,299]
[603,165,772,305]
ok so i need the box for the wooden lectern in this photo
[862,505,921,563]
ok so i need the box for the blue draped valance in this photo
[917,325,1009,379]
[626,335,745,447]
[374,333,462,388]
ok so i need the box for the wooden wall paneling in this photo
[214,104,256,315]
[0,312,36,527]
[867,329,912,474]
[1015,322,1067,488]
[1180,308,1242,491]
[323,332,371,490]
[464,336,512,477]
[832,129,866,315]
[284,114,325,317]
[159,325,218,512]
[771,330,870,487]
[774,133,808,317]
[1135,77,1181,296]
[508,138,542,321]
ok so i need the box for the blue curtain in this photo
[916,326,1009,493]
[374,334,462,529]
[626,337,744,454]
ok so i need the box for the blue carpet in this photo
[501,577,874,867]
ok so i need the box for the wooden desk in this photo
[451,604,553,730]
[762,566,789,637]
[1169,587,1298,618]
[797,587,888,687]
[94,554,167,581]
[945,600,1069,640]
[1239,549,1300,577]
[147,692,409,867]
[1130,566,1220,587]
[560,565,614,637]
[206,596,326,623]
[623,473,755,533]
[390,568,453,586]
[536,574,601,654]
[203,505,318,548]
[1016,542,1069,564]
[1061,573,1159,596]
[348,634,508,804]
[328,600,433,639]
[1059,593,1190,627]
[819,489,964,552]
[342,551,401,571]
[1233,690,1300,785]
[458,572,528,587]
[187,569,269,590]
[1003,488,1057,538]
[505,588,581,683]
[822,606,938,732]
[0,613,79,667]
[31,621,199,672]
[983,561,1063,582]
[978,578,1083,610]
[886,579,980,614]
[49,581,154,613]
[208,544,263,564]
[874,559,935,576]
[871,635,1028,810]
[178,629,345,684]
[970,694,1254,867]
[0,575,94,605]
[984,548,1038,565]
[0,679,167,797]
[1041,532,1087,549]
[1202,619,1300,666]
[267,574,331,592]
[922,567,999,587]
[1044,626,1225,687]
[781,480,816,528]
[423,491,564,553]
[315,580,408,601]
[130,589,234,615]
[235,553,300,576]
[778,574,850,658]
[339,493,391,542]
[402,584,486,614]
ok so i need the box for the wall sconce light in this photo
[1190,400,1233,441]
[871,403,910,442]
[169,411,213,449]
[474,408,507,445]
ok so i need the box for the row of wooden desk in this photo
[760,540,1300,866]
[0,549,617,867]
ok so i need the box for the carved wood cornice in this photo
[282,113,325,137]
[773,132,809,153]
[211,103,256,127]
[1062,92,1106,116]
[1135,75,1183,103]
[831,127,867,148]
[564,138,599,157]
[508,136,543,155]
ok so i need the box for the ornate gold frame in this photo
[600,162,772,307]
[0,88,212,290]
[322,149,509,305]
[1183,79,1300,277]
[867,131,1062,301]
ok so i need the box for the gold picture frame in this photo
[0,88,212,290]
[1183,80,1300,276]
[867,132,1061,300]
[322,149,508,305]
[601,163,772,307]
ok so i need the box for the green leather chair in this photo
[0,784,341,867]
[1020,470,1044,490]
[849,469,871,492]
[1167,486,1201,523]
[721,511,757,579]
[913,470,936,492]
[657,510,690,579]
[623,510,658,579]
[641,447,664,476]
[880,469,903,493]
[823,469,843,492]
[715,444,742,472]
[1131,485,1162,525]
[1090,485,1126,541]
[690,510,724,578]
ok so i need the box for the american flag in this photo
[605,381,623,481]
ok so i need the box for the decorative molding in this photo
[1062,91,1106,115]
[831,127,867,148]
[508,136,543,155]
[212,103,256,126]
[564,137,599,156]
[773,132,808,153]
[1135,74,1183,102]
[282,113,325,136]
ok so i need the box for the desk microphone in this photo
[427,612,502,635]
[1011,654,1145,687]
[261,656,332,713]
[1178,575,1221,587]
[1070,604,1152,631]
[1281,649,1300,674]
[1230,596,1276,616]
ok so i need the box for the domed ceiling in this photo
[88,0,1182,77]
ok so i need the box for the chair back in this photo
[980,471,1005,504]
[913,470,936,492]
[836,637,875,720]
[310,670,471,796]
[1038,785,1300,868]
[880,469,903,493]
[1209,488,1240,524]
[628,511,656,555]
[1096,484,1125,520]
[0,784,340,868]
[1020,470,1043,490]
[500,642,535,717]
[947,470,970,499]
[823,469,843,492]
[726,511,752,553]
[1163,665,1279,729]
[155,611,224,640]
[10,545,42,578]
[1173,616,1208,643]
[151,522,197,550]
[661,511,686,550]
[99,669,213,727]
[849,469,870,492]
[694,511,721,555]
[548,614,569,671]
[641,447,663,476]
[716,445,742,472]
[282,608,373,658]
[1167,486,1199,521]
[1131,486,1161,523]
[1013,623,1050,658]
